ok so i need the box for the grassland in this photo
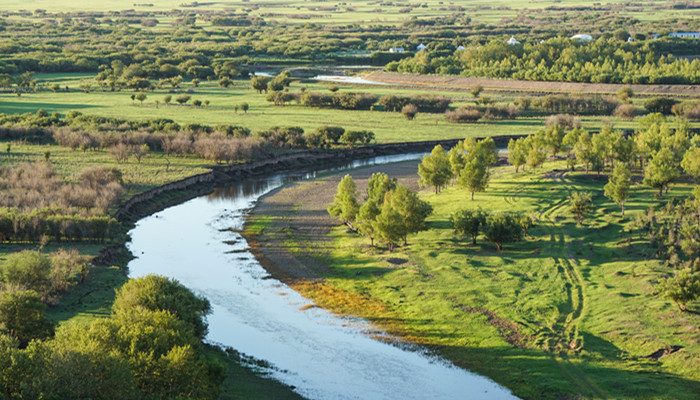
[1,0,696,25]
[245,159,700,399]
[1,73,675,144]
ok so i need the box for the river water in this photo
[126,153,518,400]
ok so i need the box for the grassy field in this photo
[0,0,695,25]
[0,73,669,144]
[247,159,700,399]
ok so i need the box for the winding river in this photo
[126,153,518,400]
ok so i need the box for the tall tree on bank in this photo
[644,148,679,196]
[451,208,487,245]
[418,145,452,194]
[327,174,359,230]
[568,191,594,225]
[458,158,489,200]
[604,163,632,216]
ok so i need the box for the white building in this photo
[570,34,593,42]
[506,36,520,45]
[389,47,405,53]
[416,43,427,51]
[669,32,700,39]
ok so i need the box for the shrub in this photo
[672,101,700,120]
[644,97,678,114]
[445,107,482,123]
[402,104,418,120]
[546,114,581,130]
[613,104,637,120]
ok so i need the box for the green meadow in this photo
[263,160,700,399]
[1,73,655,144]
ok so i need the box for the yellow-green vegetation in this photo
[0,74,660,144]
[282,161,699,399]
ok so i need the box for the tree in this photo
[373,202,404,252]
[681,147,700,181]
[250,75,270,94]
[327,175,359,230]
[163,94,172,105]
[660,268,700,312]
[135,92,147,105]
[644,148,679,196]
[418,145,452,194]
[448,146,466,181]
[507,138,526,173]
[175,94,191,105]
[0,250,52,299]
[191,78,200,87]
[568,191,593,225]
[525,135,546,170]
[483,213,523,251]
[457,158,489,200]
[0,290,54,347]
[366,172,396,202]
[112,274,212,338]
[192,99,202,107]
[574,130,597,173]
[384,185,433,245]
[401,104,418,120]
[470,84,483,99]
[604,163,632,216]
[617,86,633,104]
[356,199,381,246]
[241,103,249,113]
[451,208,486,244]
[544,125,565,155]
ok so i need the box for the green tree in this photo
[660,268,700,312]
[604,163,632,216]
[681,147,700,181]
[644,148,679,196]
[470,84,483,99]
[451,208,487,245]
[366,172,396,202]
[418,145,452,194]
[0,290,54,347]
[327,174,360,230]
[483,213,523,251]
[112,274,212,339]
[175,94,191,105]
[617,86,633,104]
[507,138,527,173]
[544,125,566,155]
[135,92,147,105]
[250,75,270,94]
[163,94,172,105]
[457,158,489,200]
[401,104,418,120]
[0,250,51,299]
[373,202,404,252]
[575,131,597,173]
[568,191,594,225]
[241,102,249,113]
[356,199,381,246]
[448,146,466,181]
[384,185,433,245]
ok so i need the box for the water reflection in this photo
[127,152,518,400]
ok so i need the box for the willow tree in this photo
[327,174,360,230]
[418,145,452,194]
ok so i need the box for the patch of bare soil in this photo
[244,159,421,283]
[365,71,700,96]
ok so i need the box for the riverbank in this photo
[243,159,700,400]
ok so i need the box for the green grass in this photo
[271,161,700,399]
[1,74,672,144]
[0,0,693,24]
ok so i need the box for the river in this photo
[126,153,518,400]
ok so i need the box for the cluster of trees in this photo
[304,126,375,148]
[451,208,533,251]
[298,91,379,110]
[0,274,223,399]
[508,115,698,201]
[378,94,451,113]
[328,173,432,251]
[519,94,619,116]
[386,37,700,84]
[631,190,700,311]
[418,139,498,199]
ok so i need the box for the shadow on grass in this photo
[0,100,99,114]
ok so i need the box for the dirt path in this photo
[365,71,700,96]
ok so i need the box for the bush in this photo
[546,114,581,130]
[672,101,700,120]
[445,107,482,123]
[644,97,678,114]
[613,104,637,120]
[402,104,418,120]
[531,94,618,115]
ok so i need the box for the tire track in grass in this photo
[540,170,608,399]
